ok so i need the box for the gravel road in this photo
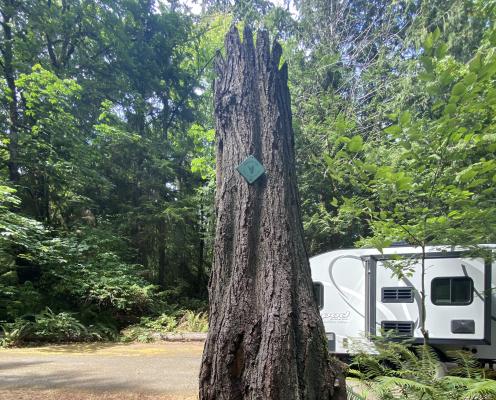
[0,342,204,399]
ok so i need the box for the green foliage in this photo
[121,314,178,343]
[0,184,46,319]
[0,320,30,347]
[362,31,496,247]
[289,0,496,254]
[177,310,209,333]
[27,308,88,342]
[350,340,496,400]
[0,307,116,346]
[0,184,156,336]
[0,0,212,342]
[121,309,208,343]
[346,386,368,400]
[41,230,156,313]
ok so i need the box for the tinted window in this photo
[452,278,472,303]
[432,279,451,304]
[313,282,324,309]
[431,277,473,305]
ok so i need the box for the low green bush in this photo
[28,308,87,342]
[0,307,117,347]
[347,338,496,400]
[177,310,208,333]
[0,319,30,347]
[120,310,208,343]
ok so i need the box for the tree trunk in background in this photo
[157,220,167,288]
[197,203,207,297]
[2,5,20,183]
[199,26,341,400]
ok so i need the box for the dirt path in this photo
[0,342,204,400]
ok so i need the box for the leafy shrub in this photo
[348,339,496,400]
[0,184,157,335]
[0,308,118,346]
[0,320,30,347]
[142,314,178,331]
[86,322,119,341]
[346,387,368,400]
[121,313,178,343]
[119,326,156,343]
[40,232,157,319]
[177,310,208,333]
[0,185,47,322]
[29,308,87,342]
[120,310,208,342]
[155,290,208,314]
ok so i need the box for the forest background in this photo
[1,0,495,343]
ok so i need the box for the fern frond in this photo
[442,375,473,385]
[346,386,368,400]
[348,368,366,379]
[374,375,436,398]
[351,354,387,379]
[463,379,496,400]
[447,350,484,379]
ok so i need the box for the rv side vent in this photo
[381,287,414,303]
[381,321,414,337]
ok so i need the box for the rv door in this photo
[368,252,490,344]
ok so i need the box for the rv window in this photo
[313,282,324,310]
[431,277,473,305]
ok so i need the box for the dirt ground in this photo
[0,342,369,400]
[0,390,197,400]
[0,342,204,400]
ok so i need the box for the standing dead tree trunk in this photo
[199,26,341,400]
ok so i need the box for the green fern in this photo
[374,375,437,399]
[0,322,29,347]
[447,350,484,379]
[349,339,495,400]
[441,375,496,400]
[464,378,496,400]
[346,385,368,400]
[177,310,208,333]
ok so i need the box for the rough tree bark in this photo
[199,26,342,400]
[1,4,20,182]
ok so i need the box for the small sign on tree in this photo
[236,155,265,184]
[199,26,343,399]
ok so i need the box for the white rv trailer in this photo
[310,245,496,360]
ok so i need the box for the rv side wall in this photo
[310,246,496,360]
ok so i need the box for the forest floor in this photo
[0,342,203,400]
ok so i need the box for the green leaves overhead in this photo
[347,135,364,153]
[365,20,496,248]
[399,111,411,126]
[451,82,466,96]
[292,0,496,255]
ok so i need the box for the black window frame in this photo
[431,276,474,306]
[313,282,324,310]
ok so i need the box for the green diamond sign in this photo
[236,155,265,184]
